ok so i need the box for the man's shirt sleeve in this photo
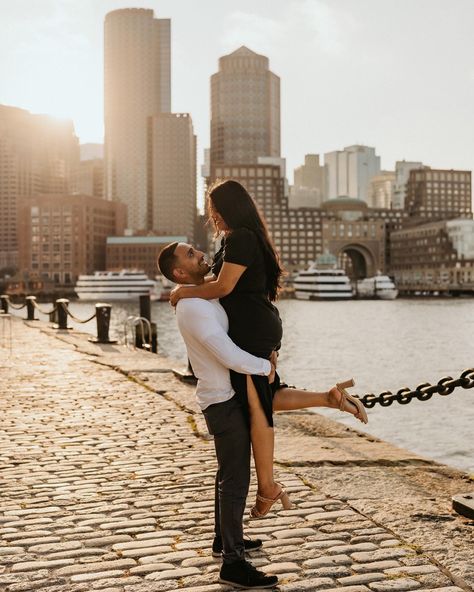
[177,300,271,376]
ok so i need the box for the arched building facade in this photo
[321,197,386,278]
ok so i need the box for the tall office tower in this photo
[0,105,79,270]
[104,8,171,231]
[368,171,395,209]
[80,143,103,161]
[324,145,380,201]
[148,113,197,241]
[73,159,104,199]
[210,46,280,168]
[289,154,326,208]
[392,160,424,209]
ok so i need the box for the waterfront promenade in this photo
[0,317,473,592]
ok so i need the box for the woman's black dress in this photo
[212,227,283,427]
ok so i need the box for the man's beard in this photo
[190,259,210,283]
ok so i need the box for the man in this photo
[158,241,279,590]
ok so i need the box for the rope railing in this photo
[1,294,116,344]
[5,298,27,311]
[32,299,58,316]
[59,300,97,324]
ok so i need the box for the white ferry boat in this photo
[356,275,398,300]
[293,254,354,300]
[75,270,159,301]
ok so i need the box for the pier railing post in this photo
[1,295,9,314]
[150,322,157,353]
[26,296,37,321]
[89,303,117,344]
[136,294,157,352]
[55,298,70,330]
[139,294,151,322]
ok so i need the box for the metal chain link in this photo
[59,301,96,324]
[358,368,474,408]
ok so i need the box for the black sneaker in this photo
[219,559,278,589]
[212,536,263,557]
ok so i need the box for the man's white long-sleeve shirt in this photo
[176,298,271,410]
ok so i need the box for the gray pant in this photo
[202,395,251,564]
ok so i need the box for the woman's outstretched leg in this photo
[246,375,282,514]
[273,385,364,418]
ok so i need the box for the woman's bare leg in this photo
[273,386,362,416]
[246,376,281,506]
[247,381,361,516]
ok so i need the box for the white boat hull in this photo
[375,289,398,300]
[356,276,399,300]
[295,290,353,300]
[74,270,160,301]
[76,289,158,301]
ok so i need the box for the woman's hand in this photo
[268,350,278,384]
[169,286,183,307]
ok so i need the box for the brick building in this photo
[18,194,126,286]
[390,219,474,293]
[405,168,472,223]
[106,235,187,279]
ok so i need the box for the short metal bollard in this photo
[89,303,117,344]
[0,295,9,314]
[55,298,71,330]
[150,321,157,353]
[139,294,151,322]
[26,296,37,321]
[49,308,58,325]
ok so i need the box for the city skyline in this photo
[1,0,474,190]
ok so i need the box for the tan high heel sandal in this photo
[250,482,292,519]
[336,379,368,424]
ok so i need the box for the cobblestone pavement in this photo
[0,319,470,592]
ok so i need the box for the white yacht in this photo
[293,254,354,300]
[75,270,159,301]
[356,275,398,300]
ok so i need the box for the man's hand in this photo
[169,286,182,307]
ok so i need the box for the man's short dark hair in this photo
[158,242,179,282]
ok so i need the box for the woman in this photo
[170,179,367,517]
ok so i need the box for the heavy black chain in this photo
[358,368,474,408]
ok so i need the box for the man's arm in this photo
[177,300,272,377]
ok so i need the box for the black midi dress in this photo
[212,227,283,427]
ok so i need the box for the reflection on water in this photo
[66,298,474,473]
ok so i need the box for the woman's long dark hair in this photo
[207,179,284,301]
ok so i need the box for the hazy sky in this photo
[1,0,474,187]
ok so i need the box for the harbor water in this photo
[62,298,474,474]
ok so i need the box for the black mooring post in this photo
[26,296,37,321]
[135,295,152,351]
[55,298,70,330]
[0,295,9,314]
[89,303,117,344]
[139,294,151,322]
[49,308,58,324]
[150,321,157,353]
